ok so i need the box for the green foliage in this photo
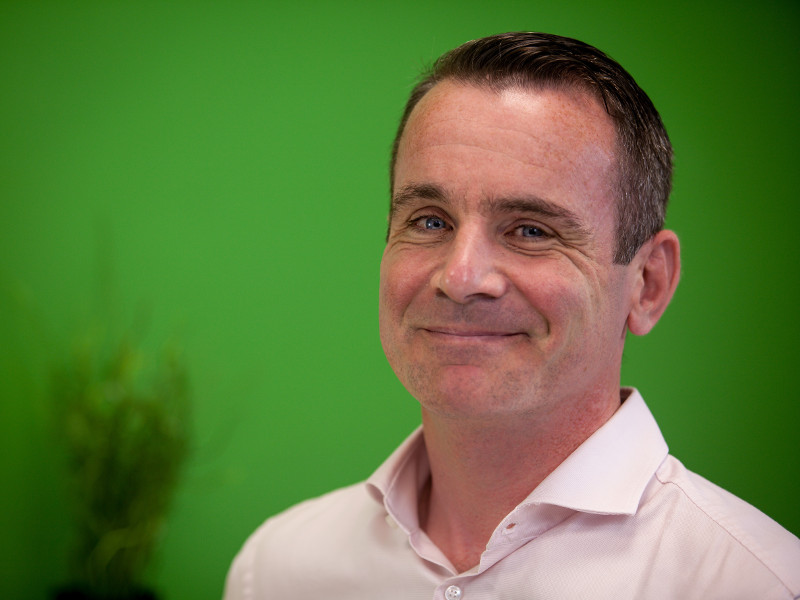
[51,332,190,598]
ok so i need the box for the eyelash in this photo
[513,224,549,239]
[409,215,449,231]
[407,215,552,241]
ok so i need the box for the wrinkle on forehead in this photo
[400,82,617,185]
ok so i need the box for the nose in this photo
[431,226,508,303]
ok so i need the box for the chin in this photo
[413,366,543,420]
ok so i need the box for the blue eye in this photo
[519,225,545,237]
[423,216,446,230]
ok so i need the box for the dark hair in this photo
[390,32,672,264]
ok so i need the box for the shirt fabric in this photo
[224,389,800,599]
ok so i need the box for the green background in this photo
[1,1,798,598]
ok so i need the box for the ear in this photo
[627,229,681,336]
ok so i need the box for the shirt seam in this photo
[654,472,794,597]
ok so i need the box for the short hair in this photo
[390,32,673,264]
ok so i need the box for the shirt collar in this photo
[522,388,668,515]
[366,425,428,535]
[366,388,669,532]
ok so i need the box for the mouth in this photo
[422,326,525,339]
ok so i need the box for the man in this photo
[225,32,800,599]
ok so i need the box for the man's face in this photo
[379,81,640,422]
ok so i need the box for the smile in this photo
[421,327,525,341]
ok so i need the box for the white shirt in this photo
[224,389,800,599]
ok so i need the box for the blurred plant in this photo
[50,330,190,599]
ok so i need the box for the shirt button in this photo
[445,585,462,600]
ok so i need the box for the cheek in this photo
[378,258,428,389]
[379,251,425,351]
[516,267,588,327]
[379,250,430,316]
[513,262,621,358]
[377,277,399,373]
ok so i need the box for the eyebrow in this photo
[487,197,590,236]
[391,182,591,237]
[391,183,447,218]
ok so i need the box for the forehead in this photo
[393,81,618,222]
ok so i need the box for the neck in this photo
[418,390,620,573]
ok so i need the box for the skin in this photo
[378,80,680,572]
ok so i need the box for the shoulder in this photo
[223,482,391,600]
[235,481,379,562]
[646,455,800,597]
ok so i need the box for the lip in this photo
[421,326,524,338]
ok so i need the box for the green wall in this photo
[1,1,798,598]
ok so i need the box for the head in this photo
[379,33,680,425]
[389,32,673,265]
